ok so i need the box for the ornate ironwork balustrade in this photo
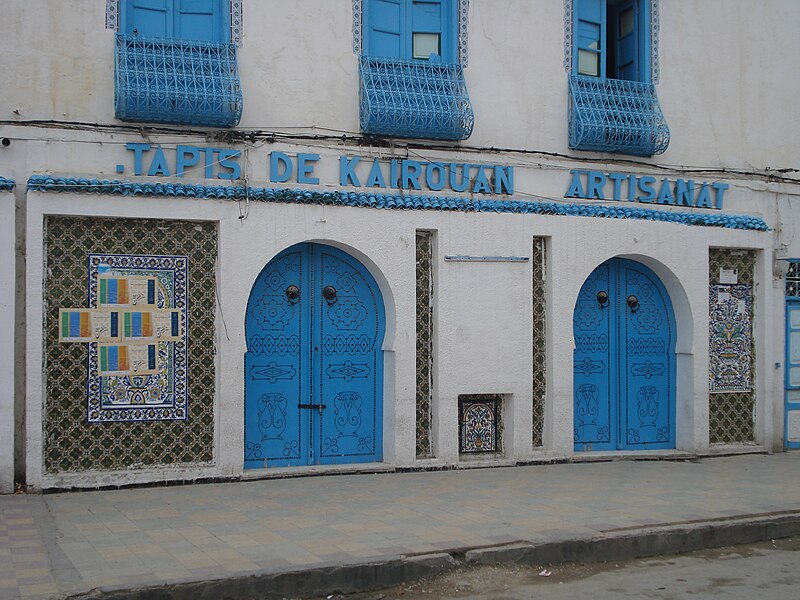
[359,56,474,141]
[568,75,669,156]
[114,33,243,127]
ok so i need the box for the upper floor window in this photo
[121,0,229,43]
[113,0,243,128]
[567,0,669,156]
[574,0,650,82]
[358,0,473,140]
[363,0,457,63]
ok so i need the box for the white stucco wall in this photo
[3,1,799,169]
[1,0,798,489]
[0,188,15,494]
[17,135,779,488]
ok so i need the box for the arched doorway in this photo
[573,258,676,451]
[244,243,386,468]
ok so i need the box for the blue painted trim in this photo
[785,299,800,449]
[26,175,769,231]
[0,177,15,191]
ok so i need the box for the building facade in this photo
[1,0,798,491]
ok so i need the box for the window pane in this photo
[413,32,440,59]
[619,7,634,37]
[578,49,599,76]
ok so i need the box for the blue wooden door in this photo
[244,244,385,468]
[785,300,800,449]
[573,258,675,451]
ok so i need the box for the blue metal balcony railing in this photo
[359,56,474,141]
[114,33,242,128]
[568,75,670,156]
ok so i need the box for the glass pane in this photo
[791,307,800,328]
[578,50,599,76]
[619,8,634,37]
[413,32,440,59]
[791,367,800,386]
[788,390,800,403]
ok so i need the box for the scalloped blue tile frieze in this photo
[26,175,769,231]
[0,177,15,191]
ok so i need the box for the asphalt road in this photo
[325,537,800,600]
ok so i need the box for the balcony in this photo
[359,56,474,141]
[568,75,670,156]
[114,33,243,128]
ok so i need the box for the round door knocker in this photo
[285,284,300,304]
[322,285,337,305]
[627,294,639,313]
[596,290,609,308]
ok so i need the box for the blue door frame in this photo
[785,299,800,449]
[244,243,385,468]
[573,258,676,451]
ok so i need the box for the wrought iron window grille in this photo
[787,261,800,297]
[359,55,474,140]
[568,74,669,156]
[114,33,243,128]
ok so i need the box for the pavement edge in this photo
[67,513,800,600]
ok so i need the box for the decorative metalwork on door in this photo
[573,258,675,450]
[245,244,385,468]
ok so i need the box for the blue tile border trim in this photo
[0,177,16,191]
[27,175,769,231]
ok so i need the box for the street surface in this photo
[327,537,800,600]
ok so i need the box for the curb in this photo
[67,512,800,600]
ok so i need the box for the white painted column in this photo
[0,188,16,493]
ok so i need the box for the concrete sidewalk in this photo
[2,453,800,600]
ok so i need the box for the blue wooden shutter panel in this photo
[125,0,225,42]
[613,0,640,81]
[365,0,454,62]
[365,0,403,59]
[574,0,606,78]
[126,0,172,38]
[176,0,225,43]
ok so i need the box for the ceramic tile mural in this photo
[708,248,755,444]
[44,216,216,473]
[532,237,546,448]
[416,231,434,458]
[709,284,753,392]
[459,394,501,454]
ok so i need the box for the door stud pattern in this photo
[574,258,675,451]
[245,244,384,468]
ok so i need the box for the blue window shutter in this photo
[612,0,639,81]
[573,0,606,78]
[365,0,403,59]
[365,0,455,62]
[125,0,172,37]
[175,0,226,42]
